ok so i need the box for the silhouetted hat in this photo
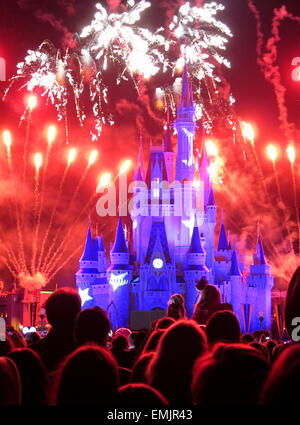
[195,277,208,291]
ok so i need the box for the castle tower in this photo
[229,239,246,331]
[200,133,211,206]
[175,62,196,182]
[164,107,175,183]
[76,223,99,307]
[184,221,209,317]
[205,184,217,271]
[246,227,274,332]
[107,218,133,329]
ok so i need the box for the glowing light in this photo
[120,159,132,174]
[153,258,163,269]
[34,153,43,169]
[27,94,37,111]
[3,130,11,150]
[193,179,201,188]
[208,162,218,179]
[88,150,98,166]
[67,148,77,165]
[287,145,295,164]
[267,145,277,162]
[78,287,93,306]
[206,140,218,157]
[109,272,128,292]
[97,172,112,191]
[241,121,255,144]
[47,125,56,145]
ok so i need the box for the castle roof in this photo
[145,148,169,187]
[207,185,216,206]
[80,224,98,262]
[187,223,205,254]
[144,221,171,264]
[111,218,129,254]
[256,234,266,265]
[230,240,242,276]
[180,62,193,108]
[98,235,105,252]
[217,214,229,250]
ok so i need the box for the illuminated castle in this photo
[76,64,274,332]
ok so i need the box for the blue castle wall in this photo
[76,64,274,332]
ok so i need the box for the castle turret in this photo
[76,223,99,307]
[184,221,209,317]
[206,184,217,270]
[246,227,274,332]
[230,238,245,331]
[200,132,211,206]
[175,62,196,182]
[107,218,133,329]
[164,107,175,183]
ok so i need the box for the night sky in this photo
[0,0,299,290]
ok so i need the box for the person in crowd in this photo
[54,344,119,405]
[74,306,110,348]
[0,332,14,357]
[148,320,208,404]
[192,279,232,325]
[8,348,48,405]
[241,333,254,344]
[0,357,21,405]
[249,341,270,362]
[205,310,241,346]
[142,329,165,354]
[119,383,168,405]
[166,293,186,321]
[130,352,155,384]
[155,317,176,330]
[30,288,82,372]
[110,334,133,370]
[25,331,41,345]
[192,343,270,404]
[265,339,277,363]
[284,266,300,340]
[260,344,300,404]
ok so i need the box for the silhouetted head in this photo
[166,293,186,320]
[24,331,41,345]
[130,352,154,384]
[0,357,21,405]
[249,342,269,362]
[155,317,176,330]
[55,344,119,405]
[111,334,129,351]
[74,306,110,347]
[199,284,221,307]
[0,333,14,357]
[284,266,300,339]
[148,320,208,404]
[8,348,48,405]
[119,383,168,406]
[241,333,254,344]
[143,329,165,353]
[261,344,300,405]
[265,340,277,363]
[206,310,240,345]
[46,288,81,333]
[192,343,270,405]
[195,277,208,291]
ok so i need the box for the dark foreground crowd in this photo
[1,266,300,406]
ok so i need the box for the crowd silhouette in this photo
[0,266,300,405]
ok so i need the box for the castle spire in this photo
[164,104,173,153]
[217,211,228,250]
[230,238,242,276]
[188,221,205,254]
[180,60,191,108]
[111,217,129,254]
[207,183,216,206]
[135,131,144,181]
[256,222,266,265]
[80,223,93,261]
[98,234,105,252]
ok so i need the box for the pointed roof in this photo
[188,223,205,254]
[98,234,105,252]
[256,224,266,265]
[80,223,98,262]
[230,239,242,276]
[144,221,171,264]
[207,185,216,206]
[228,231,232,250]
[217,212,228,250]
[111,218,129,254]
[164,107,173,153]
[180,61,193,108]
